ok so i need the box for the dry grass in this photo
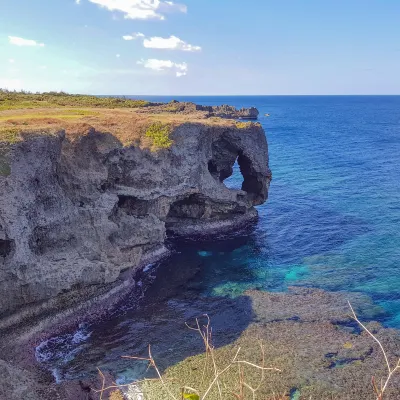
[91,306,400,400]
[94,315,281,400]
[0,90,261,149]
[0,107,254,150]
[108,390,125,400]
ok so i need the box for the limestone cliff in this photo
[0,111,271,320]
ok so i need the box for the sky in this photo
[1,0,400,95]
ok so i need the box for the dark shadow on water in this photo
[36,197,372,383]
[37,233,261,383]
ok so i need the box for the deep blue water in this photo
[139,95,400,325]
[36,96,400,382]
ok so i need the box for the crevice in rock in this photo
[167,194,207,220]
[29,226,77,256]
[0,239,14,258]
[117,195,150,217]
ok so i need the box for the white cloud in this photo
[8,36,45,47]
[143,35,201,52]
[76,0,81,4]
[0,79,23,91]
[87,0,187,20]
[123,32,145,41]
[116,54,121,58]
[8,59,15,63]
[39,65,47,70]
[137,58,187,77]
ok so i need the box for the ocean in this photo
[35,95,400,382]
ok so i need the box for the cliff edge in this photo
[0,97,271,323]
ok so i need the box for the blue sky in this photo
[1,0,400,95]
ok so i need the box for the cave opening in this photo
[167,194,207,220]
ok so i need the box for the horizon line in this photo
[100,94,400,97]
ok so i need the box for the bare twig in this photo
[95,314,280,400]
[348,301,400,400]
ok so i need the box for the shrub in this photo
[235,121,252,129]
[0,89,151,110]
[0,127,20,144]
[145,122,173,149]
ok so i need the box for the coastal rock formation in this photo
[0,118,271,320]
[144,101,260,120]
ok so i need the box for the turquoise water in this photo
[36,96,400,381]
[150,95,400,327]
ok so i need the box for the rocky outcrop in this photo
[200,104,260,120]
[146,101,260,119]
[0,120,271,321]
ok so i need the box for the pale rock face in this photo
[0,122,271,318]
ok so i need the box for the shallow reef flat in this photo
[137,288,400,400]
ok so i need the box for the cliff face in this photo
[0,120,271,319]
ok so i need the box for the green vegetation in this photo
[0,89,151,110]
[0,127,20,143]
[164,101,185,113]
[0,152,11,176]
[0,110,98,123]
[235,121,252,129]
[145,121,173,149]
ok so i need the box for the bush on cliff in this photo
[145,121,173,149]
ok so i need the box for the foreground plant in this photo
[348,302,400,400]
[95,315,281,400]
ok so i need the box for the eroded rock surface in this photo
[141,101,260,119]
[0,119,271,321]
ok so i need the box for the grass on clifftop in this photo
[0,89,259,151]
[0,89,150,110]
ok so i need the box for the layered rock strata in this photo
[0,117,271,320]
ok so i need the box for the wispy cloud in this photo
[75,0,81,4]
[137,58,188,77]
[116,54,121,58]
[87,0,187,20]
[8,59,15,63]
[143,35,201,52]
[123,32,145,41]
[8,36,45,47]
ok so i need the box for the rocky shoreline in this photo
[2,278,400,400]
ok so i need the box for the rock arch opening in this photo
[222,158,243,190]
[208,137,265,203]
